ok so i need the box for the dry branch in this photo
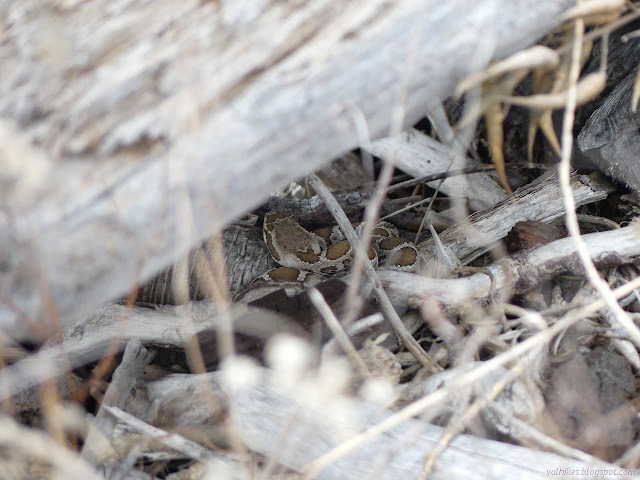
[382,220,640,309]
[365,128,508,211]
[119,371,627,480]
[0,0,575,339]
[81,339,155,465]
[0,302,292,400]
[418,169,614,268]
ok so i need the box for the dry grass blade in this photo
[308,288,371,379]
[632,67,640,112]
[497,71,607,108]
[0,415,102,480]
[559,0,625,22]
[417,361,528,479]
[303,276,640,478]
[485,102,515,200]
[306,173,433,369]
[558,5,640,348]
[527,109,562,161]
[455,45,560,95]
[527,68,563,161]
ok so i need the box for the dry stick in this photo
[306,174,433,369]
[382,195,438,222]
[0,414,103,480]
[427,103,475,162]
[386,165,496,194]
[302,276,640,478]
[308,288,371,379]
[414,103,468,243]
[338,106,378,328]
[558,6,640,347]
[341,2,430,328]
[340,161,396,332]
[417,357,609,479]
[414,167,450,244]
[617,432,640,468]
[81,339,155,465]
[418,361,528,479]
[103,405,232,464]
[508,417,604,465]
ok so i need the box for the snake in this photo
[256,211,418,284]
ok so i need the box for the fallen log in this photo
[0,0,574,338]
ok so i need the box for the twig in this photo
[383,222,640,309]
[558,3,640,347]
[103,405,233,464]
[418,361,528,479]
[340,160,396,331]
[306,174,433,369]
[302,276,640,478]
[0,414,102,480]
[365,128,506,211]
[81,338,155,465]
[308,288,371,379]
[418,169,613,267]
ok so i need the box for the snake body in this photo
[258,211,418,282]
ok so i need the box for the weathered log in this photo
[119,371,626,480]
[0,0,574,339]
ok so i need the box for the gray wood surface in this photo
[0,0,574,339]
[127,372,628,480]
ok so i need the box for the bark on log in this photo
[0,0,574,339]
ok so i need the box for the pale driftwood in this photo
[119,372,626,480]
[81,339,155,465]
[365,129,508,211]
[417,169,614,271]
[0,302,300,400]
[267,192,417,228]
[0,0,575,339]
[0,415,103,480]
[104,406,233,466]
[381,220,640,309]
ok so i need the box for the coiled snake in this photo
[256,211,418,283]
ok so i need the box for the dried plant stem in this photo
[306,174,433,369]
[103,406,230,463]
[558,4,640,347]
[341,160,396,330]
[308,288,370,379]
[0,415,102,480]
[302,275,640,478]
[81,339,154,465]
[418,361,527,479]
